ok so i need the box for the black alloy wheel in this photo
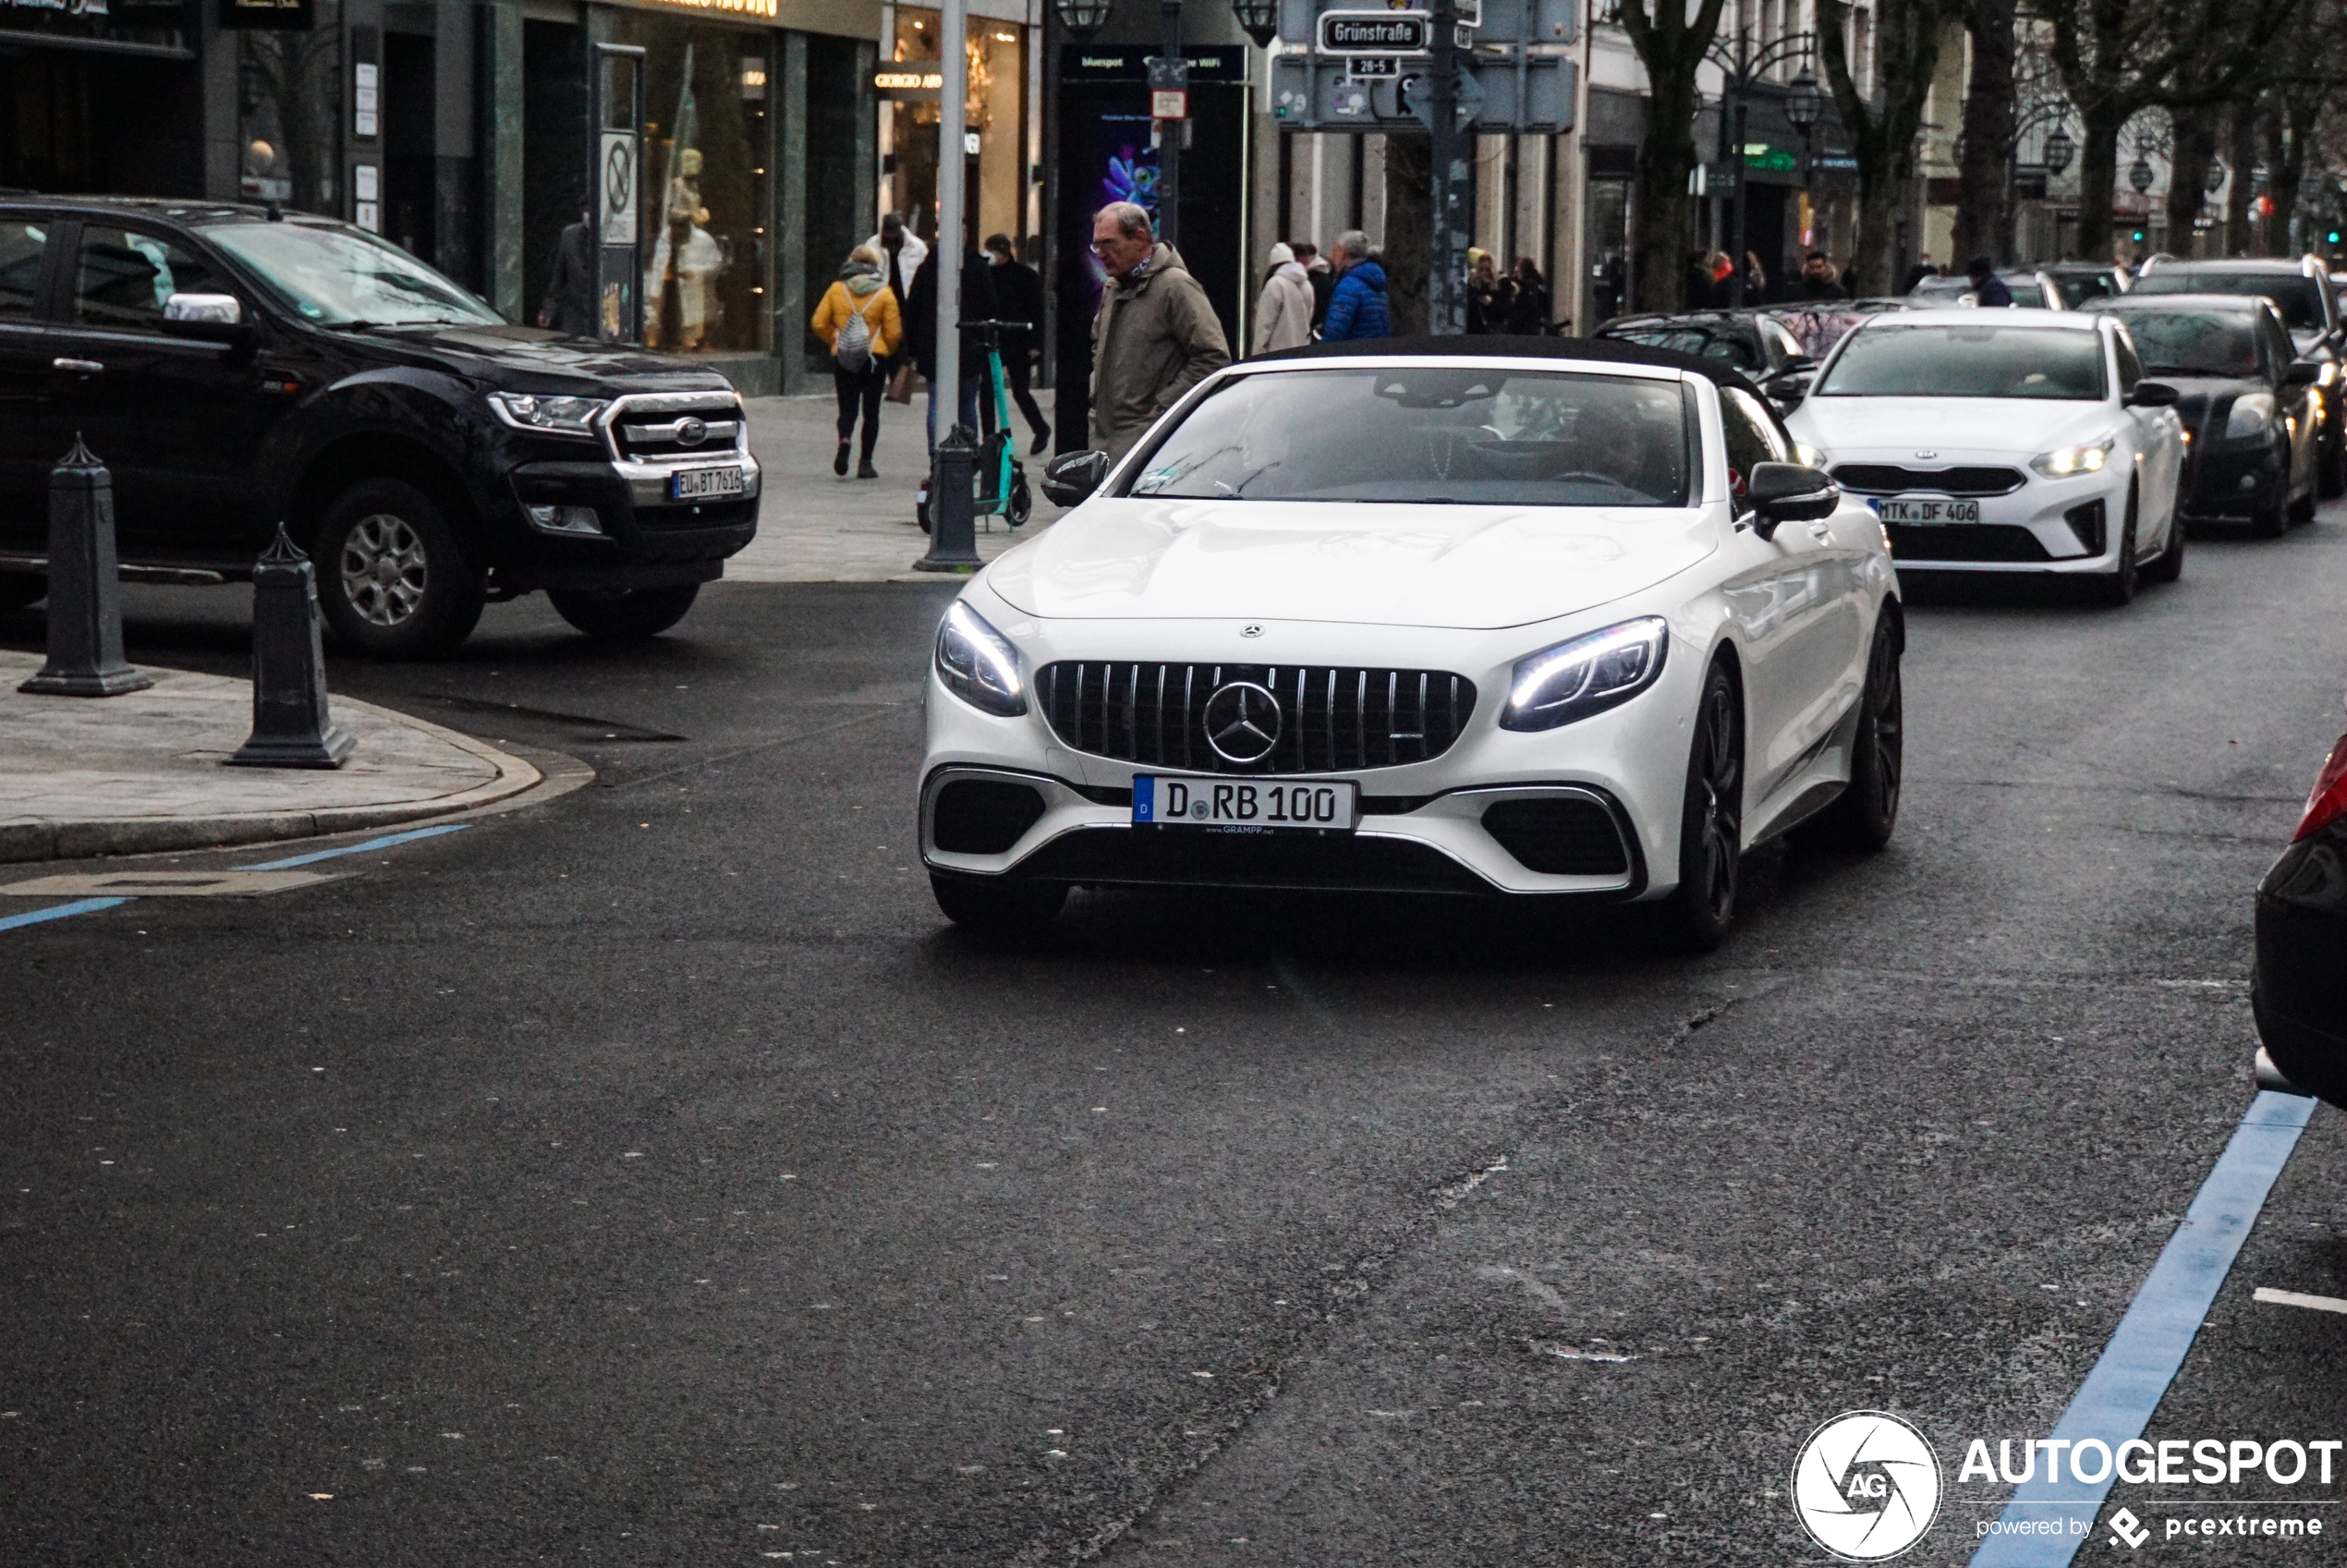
[930,873,1068,935]
[1805,614,1903,851]
[2146,500,2187,584]
[1658,661,1745,952]
[2096,487,2142,604]
[314,478,484,658]
[547,583,701,640]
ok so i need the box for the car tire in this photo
[0,573,45,612]
[2145,504,2186,583]
[1656,661,1744,953]
[2290,482,2318,526]
[930,873,1067,934]
[548,583,700,640]
[2095,489,2141,605]
[2320,432,2346,500]
[314,478,484,659]
[2252,496,2288,537]
[1804,614,1903,852]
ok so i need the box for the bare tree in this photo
[1618,0,1735,310]
[1952,0,2017,266]
[1817,0,1957,293]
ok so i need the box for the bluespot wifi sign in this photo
[1317,9,1430,54]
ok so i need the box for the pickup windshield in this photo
[1125,367,1694,506]
[199,219,504,328]
[1816,323,2107,399]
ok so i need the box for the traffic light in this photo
[2132,229,2146,244]
[2329,229,2342,245]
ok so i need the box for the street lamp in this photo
[1231,0,1278,47]
[1785,66,1821,132]
[2129,155,2154,195]
[1052,0,1113,39]
[2206,158,2226,195]
[2044,126,2073,176]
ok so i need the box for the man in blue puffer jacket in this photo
[1320,229,1390,341]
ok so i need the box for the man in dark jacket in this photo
[984,233,1051,454]
[1965,255,2014,307]
[536,211,597,336]
[1088,201,1232,457]
[1788,250,1850,301]
[1292,241,1335,333]
[1321,230,1390,341]
[906,240,1000,456]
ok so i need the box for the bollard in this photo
[913,422,984,573]
[225,525,355,770]
[18,435,152,698]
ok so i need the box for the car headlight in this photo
[487,392,611,437]
[1794,442,1828,468]
[934,601,1027,716]
[2318,360,2339,387]
[1501,616,1670,733]
[2029,438,2114,478]
[2225,393,2277,440]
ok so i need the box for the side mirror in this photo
[1782,355,1818,372]
[162,292,254,350]
[1040,449,1110,507]
[2285,359,2324,388]
[2124,380,2180,407]
[1762,371,1813,407]
[1746,461,1840,538]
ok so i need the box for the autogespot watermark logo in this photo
[1793,1411,1943,1561]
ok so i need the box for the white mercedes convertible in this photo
[918,339,1903,947]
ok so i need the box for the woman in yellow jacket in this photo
[811,244,903,479]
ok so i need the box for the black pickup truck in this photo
[0,197,760,656]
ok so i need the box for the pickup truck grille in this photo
[609,396,746,463]
[1038,661,1477,774]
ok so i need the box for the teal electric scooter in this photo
[917,319,1033,534]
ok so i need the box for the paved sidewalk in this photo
[0,651,542,862]
[732,390,1064,582]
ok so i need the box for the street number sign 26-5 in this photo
[1318,10,1430,54]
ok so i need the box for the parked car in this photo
[2129,255,2347,497]
[2044,262,2130,308]
[1590,309,1818,412]
[1907,270,2069,310]
[0,197,760,656]
[2254,691,2347,1102]
[1786,308,2185,603]
[2081,294,2321,536]
[921,337,1904,950]
[1761,298,1915,405]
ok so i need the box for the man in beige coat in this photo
[1088,201,1232,459]
[1251,242,1315,356]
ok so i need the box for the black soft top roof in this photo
[1256,333,1764,397]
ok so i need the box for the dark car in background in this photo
[1590,310,1815,408]
[1908,269,2069,310]
[0,198,760,657]
[2083,293,2321,535]
[2131,255,2347,496]
[2254,693,2347,1105]
[2045,262,2130,308]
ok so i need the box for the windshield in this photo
[1601,325,1759,369]
[2131,272,2327,332]
[2106,309,2257,377]
[1816,323,2107,399]
[1125,367,1694,507]
[199,220,504,328]
[2053,273,2122,307]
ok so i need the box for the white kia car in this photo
[919,341,1903,947]
[1786,309,2187,602]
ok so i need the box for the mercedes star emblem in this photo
[675,416,709,446]
[1240,624,1263,638]
[1202,681,1282,765]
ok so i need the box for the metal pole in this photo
[1729,97,1748,307]
[1158,0,1184,248]
[1428,0,1468,334]
[916,0,983,572]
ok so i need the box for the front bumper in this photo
[2253,826,2347,1108]
[1837,457,2128,575]
[2179,439,2285,520]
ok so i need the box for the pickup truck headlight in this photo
[935,602,1027,716]
[488,392,611,437]
[2224,393,2277,440]
[2029,438,2113,478]
[1501,616,1670,732]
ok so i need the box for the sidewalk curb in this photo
[0,690,547,865]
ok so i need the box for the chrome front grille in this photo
[606,395,747,464]
[1037,662,1478,774]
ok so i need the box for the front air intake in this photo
[931,779,1046,854]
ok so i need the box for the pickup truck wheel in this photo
[0,574,45,612]
[315,479,483,658]
[548,583,700,639]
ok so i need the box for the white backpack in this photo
[834,290,881,372]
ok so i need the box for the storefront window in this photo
[887,10,1024,249]
[609,13,772,353]
[237,5,347,218]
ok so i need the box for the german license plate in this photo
[1133,775,1360,831]
[670,466,745,501]
[1875,497,1979,524]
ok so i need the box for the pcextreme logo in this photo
[1792,1411,1944,1562]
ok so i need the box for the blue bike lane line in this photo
[0,822,473,935]
[1969,1088,2317,1566]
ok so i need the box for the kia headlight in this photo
[1501,617,1670,732]
[2224,392,2277,440]
[1794,442,1828,468]
[487,392,611,437]
[934,601,1027,716]
[2029,438,2114,478]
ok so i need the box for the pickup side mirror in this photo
[2124,380,2180,407]
[1746,461,1840,538]
[162,292,255,352]
[1040,449,1110,507]
[2285,359,2324,388]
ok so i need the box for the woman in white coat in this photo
[1251,242,1316,356]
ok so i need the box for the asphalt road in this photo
[6,513,2347,1565]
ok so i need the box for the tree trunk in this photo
[2165,105,2214,255]
[2073,103,2125,261]
[1952,0,2016,268]
[1383,134,1431,336]
[1634,65,1704,311]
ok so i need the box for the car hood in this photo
[1794,396,2118,456]
[355,322,737,393]
[986,498,1717,629]
[2148,372,2263,420]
